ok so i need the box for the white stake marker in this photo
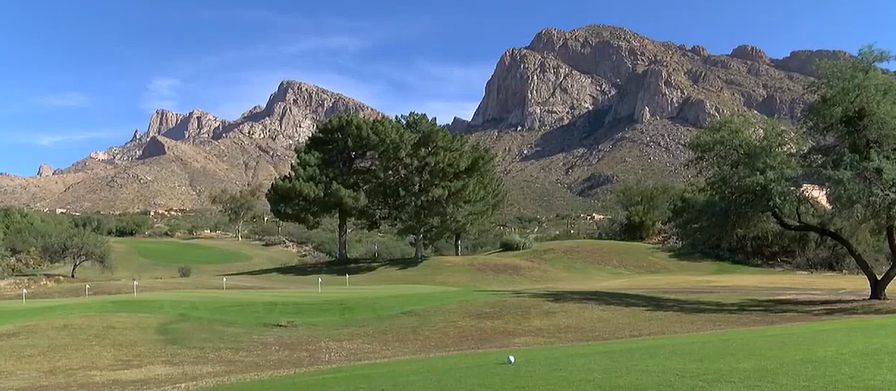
[346,273,349,287]
[85,284,90,297]
[318,277,322,293]
[223,277,227,291]
[133,280,138,296]
[22,289,26,304]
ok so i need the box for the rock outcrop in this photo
[467,25,828,134]
[144,109,225,141]
[215,80,382,145]
[36,164,54,177]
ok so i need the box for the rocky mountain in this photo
[0,24,853,214]
[0,81,381,212]
[451,25,851,208]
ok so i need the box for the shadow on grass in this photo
[221,257,425,277]
[500,290,896,317]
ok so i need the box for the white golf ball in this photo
[506,355,515,365]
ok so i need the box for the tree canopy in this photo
[211,185,265,241]
[683,45,896,299]
[267,113,394,262]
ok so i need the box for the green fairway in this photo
[126,239,253,265]
[0,285,482,328]
[0,238,884,391]
[202,316,895,391]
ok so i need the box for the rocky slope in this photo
[0,81,381,212]
[453,25,851,207]
[0,25,853,214]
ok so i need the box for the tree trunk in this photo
[869,277,890,300]
[277,222,283,238]
[337,211,348,263]
[236,221,243,241]
[414,232,425,261]
[453,233,462,256]
[70,261,83,279]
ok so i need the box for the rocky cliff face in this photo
[61,80,381,173]
[214,80,383,145]
[456,24,857,210]
[466,25,845,134]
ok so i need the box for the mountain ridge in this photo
[0,24,854,214]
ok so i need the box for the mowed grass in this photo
[127,239,252,265]
[203,316,896,391]
[0,238,889,391]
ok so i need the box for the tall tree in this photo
[267,113,391,262]
[438,141,506,256]
[686,44,896,299]
[373,112,469,260]
[211,185,264,241]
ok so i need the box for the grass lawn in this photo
[202,316,896,391]
[127,239,253,265]
[0,238,890,391]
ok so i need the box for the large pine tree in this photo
[267,113,393,262]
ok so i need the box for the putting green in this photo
[0,285,484,328]
[202,316,895,391]
[125,239,253,265]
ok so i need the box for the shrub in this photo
[499,233,533,252]
[177,265,193,278]
[261,236,286,247]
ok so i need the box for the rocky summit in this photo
[0,25,852,214]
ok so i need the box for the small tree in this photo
[611,182,681,241]
[211,185,264,241]
[41,229,112,278]
[267,113,390,263]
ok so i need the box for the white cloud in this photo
[139,13,494,125]
[141,77,181,112]
[1,131,121,147]
[35,92,90,108]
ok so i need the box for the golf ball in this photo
[507,355,515,365]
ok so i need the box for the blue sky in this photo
[0,0,893,176]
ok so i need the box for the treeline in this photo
[266,112,507,262]
[0,207,112,278]
[609,45,896,299]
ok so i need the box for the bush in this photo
[261,236,286,247]
[499,233,533,252]
[177,265,193,278]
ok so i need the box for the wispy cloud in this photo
[141,77,181,112]
[35,92,90,108]
[141,11,491,124]
[1,130,121,147]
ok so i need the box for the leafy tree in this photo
[267,113,390,262]
[211,185,264,241]
[685,44,896,300]
[372,113,469,260]
[611,182,682,241]
[437,142,506,256]
[41,229,112,278]
[71,214,109,235]
[110,213,151,237]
